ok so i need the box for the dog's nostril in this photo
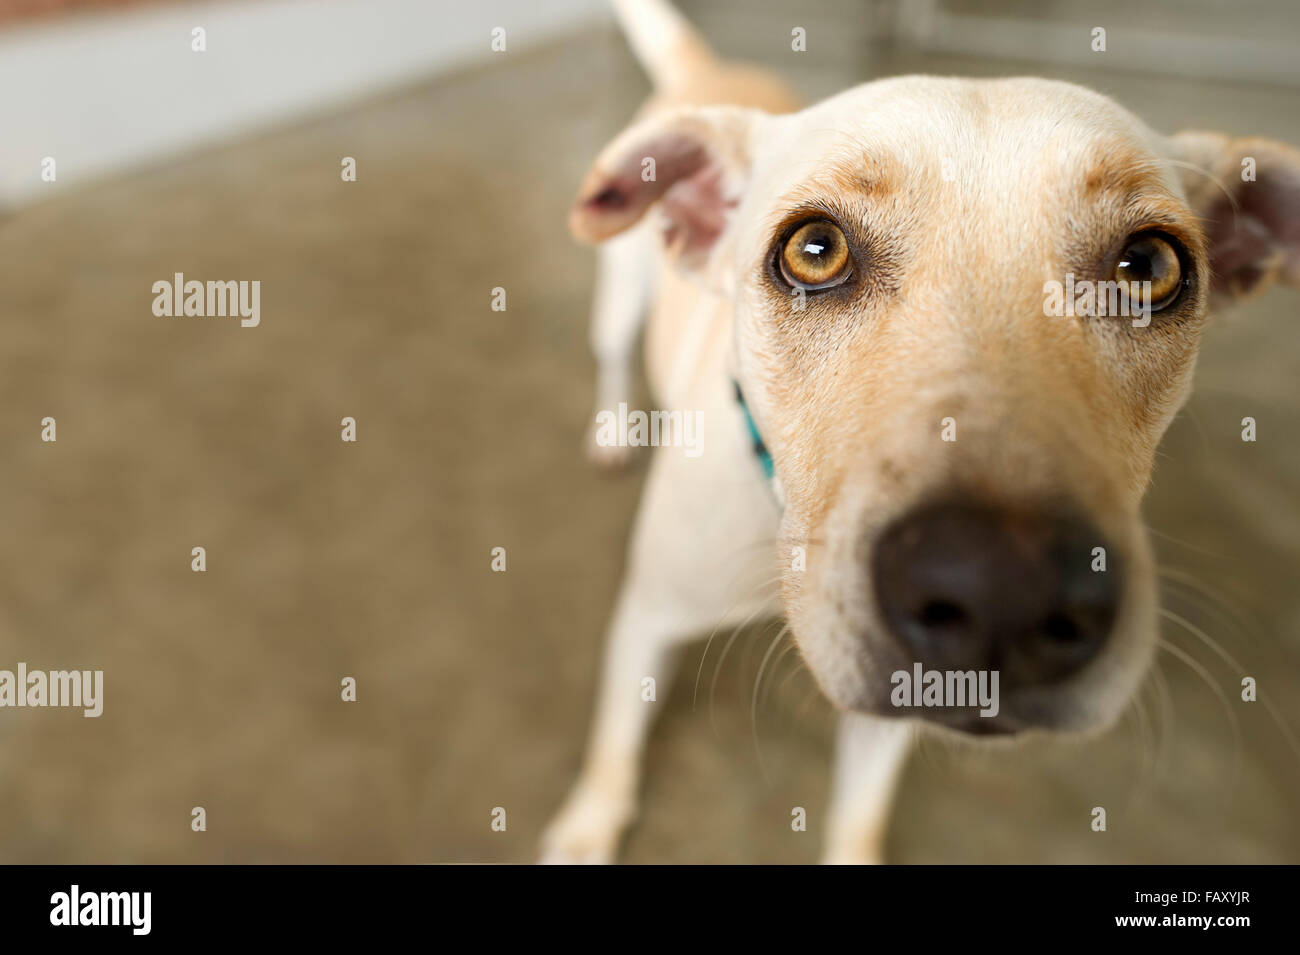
[1041,613,1082,643]
[916,600,968,630]
[873,501,1121,690]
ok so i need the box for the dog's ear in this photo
[1168,131,1300,304]
[570,106,767,272]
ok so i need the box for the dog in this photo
[542,0,1300,863]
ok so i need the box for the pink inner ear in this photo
[1244,164,1300,285]
[660,159,733,259]
[1207,207,1278,295]
[1206,160,1300,294]
[571,131,734,257]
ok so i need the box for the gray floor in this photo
[0,26,1296,862]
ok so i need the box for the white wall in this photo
[0,0,607,209]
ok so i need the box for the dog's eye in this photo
[1114,233,1183,311]
[779,219,853,290]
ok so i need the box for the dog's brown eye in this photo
[780,219,852,290]
[1114,234,1183,311]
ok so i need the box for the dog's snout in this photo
[872,502,1120,688]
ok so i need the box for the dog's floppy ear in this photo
[570,106,766,272]
[1169,131,1300,303]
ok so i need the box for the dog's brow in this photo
[1082,147,1169,198]
[1121,195,1190,226]
[781,155,895,210]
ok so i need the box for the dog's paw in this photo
[822,850,886,865]
[538,786,635,865]
[821,838,887,865]
[584,421,636,472]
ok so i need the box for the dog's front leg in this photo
[539,541,775,863]
[537,570,688,865]
[821,713,912,864]
[542,408,780,863]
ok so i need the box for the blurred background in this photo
[0,0,1297,862]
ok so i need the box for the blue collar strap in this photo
[733,380,775,480]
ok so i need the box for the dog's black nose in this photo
[872,502,1119,688]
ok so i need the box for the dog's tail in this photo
[610,0,715,92]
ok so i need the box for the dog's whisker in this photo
[1159,589,1247,661]
[774,648,811,700]
[761,637,801,712]
[1119,685,1156,813]
[1159,571,1300,764]
[1156,633,1242,805]
[737,612,782,692]
[707,590,782,736]
[1146,523,1223,559]
[1159,574,1257,676]
[1160,607,1300,768]
[1159,567,1260,646]
[1142,672,1168,784]
[750,622,791,786]
[691,567,782,713]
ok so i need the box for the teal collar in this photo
[733,380,774,480]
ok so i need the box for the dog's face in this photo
[573,76,1300,736]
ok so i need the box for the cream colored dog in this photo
[543,0,1300,863]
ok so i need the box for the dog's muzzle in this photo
[872,500,1121,698]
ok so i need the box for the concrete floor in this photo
[0,28,1297,863]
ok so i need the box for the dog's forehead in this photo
[754,75,1178,210]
